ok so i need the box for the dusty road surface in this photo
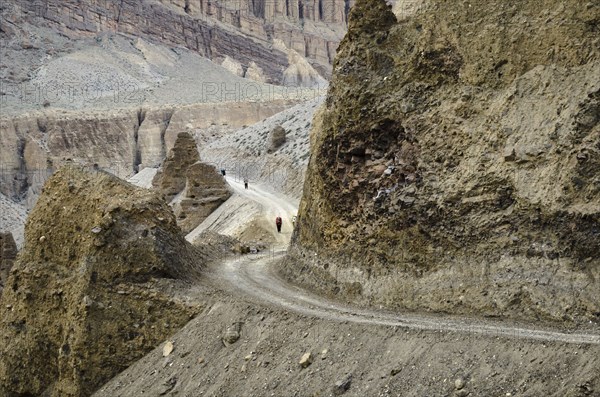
[187,175,298,247]
[191,174,600,346]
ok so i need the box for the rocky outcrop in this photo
[0,232,17,295]
[286,0,600,323]
[153,131,201,200]
[174,162,232,234]
[0,165,208,397]
[153,132,232,233]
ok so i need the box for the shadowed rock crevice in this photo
[0,232,18,296]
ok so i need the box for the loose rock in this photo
[163,341,174,357]
[299,352,313,368]
[223,323,242,345]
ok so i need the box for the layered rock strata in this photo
[1,0,349,85]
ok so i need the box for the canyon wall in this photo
[286,0,600,323]
[0,100,295,206]
[1,0,350,85]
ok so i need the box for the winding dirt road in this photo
[192,176,600,346]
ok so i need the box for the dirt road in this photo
[195,175,600,346]
[186,175,298,246]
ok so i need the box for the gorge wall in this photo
[286,0,600,323]
[1,0,349,86]
[0,100,294,207]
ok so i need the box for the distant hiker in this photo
[292,215,297,227]
[220,168,226,176]
[275,216,282,233]
[244,178,248,189]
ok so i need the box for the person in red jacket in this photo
[275,216,282,233]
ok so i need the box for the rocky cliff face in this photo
[1,0,348,86]
[0,166,209,397]
[286,0,600,323]
[0,101,292,206]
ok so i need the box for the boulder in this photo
[299,352,313,368]
[267,125,287,153]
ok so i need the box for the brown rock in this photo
[0,166,206,397]
[163,341,175,357]
[153,131,231,233]
[174,162,232,234]
[222,323,242,345]
[153,131,200,200]
[286,0,600,323]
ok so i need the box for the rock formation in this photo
[174,162,232,234]
[286,0,600,323]
[153,131,202,200]
[1,0,348,85]
[0,232,17,295]
[0,165,208,396]
[153,131,232,233]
